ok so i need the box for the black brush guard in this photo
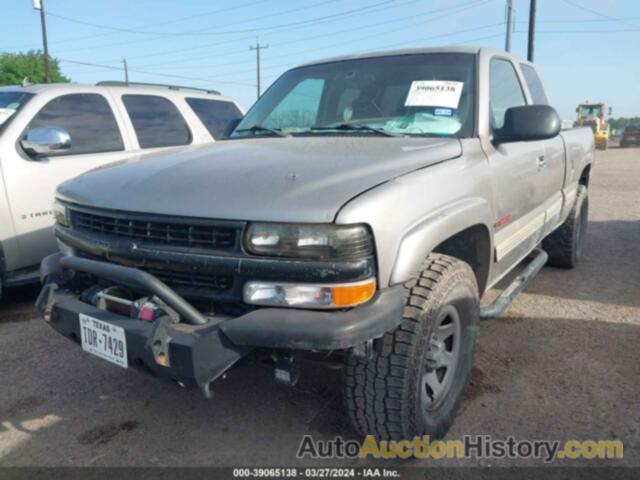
[36,253,405,397]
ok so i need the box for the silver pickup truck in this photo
[37,47,593,441]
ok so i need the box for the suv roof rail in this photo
[96,81,221,95]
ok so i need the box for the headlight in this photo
[244,223,373,260]
[53,199,70,227]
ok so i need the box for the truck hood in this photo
[58,136,461,223]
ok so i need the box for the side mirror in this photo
[493,105,561,144]
[21,126,71,156]
[221,118,242,139]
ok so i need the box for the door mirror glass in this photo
[493,105,560,144]
[21,126,71,156]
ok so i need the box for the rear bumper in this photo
[37,253,405,391]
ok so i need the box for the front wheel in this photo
[343,254,479,440]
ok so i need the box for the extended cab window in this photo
[185,97,243,139]
[234,53,475,138]
[520,64,549,105]
[27,93,123,155]
[122,94,191,148]
[490,59,526,129]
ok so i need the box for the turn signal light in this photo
[331,280,376,308]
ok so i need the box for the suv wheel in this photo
[543,185,588,268]
[343,254,479,440]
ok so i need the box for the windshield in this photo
[0,91,33,131]
[233,53,475,138]
[579,105,602,118]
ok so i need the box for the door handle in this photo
[536,155,546,171]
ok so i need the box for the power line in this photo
[131,1,494,83]
[256,30,507,85]
[47,0,391,38]
[56,0,418,57]
[6,0,272,50]
[133,0,491,71]
[59,58,257,88]
[515,28,640,33]
[189,21,505,84]
[562,0,640,29]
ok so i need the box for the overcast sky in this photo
[2,0,638,119]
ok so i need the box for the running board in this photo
[480,248,548,321]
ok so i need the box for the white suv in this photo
[0,81,244,299]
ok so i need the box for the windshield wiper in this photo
[235,125,291,138]
[310,123,401,137]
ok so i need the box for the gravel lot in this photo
[0,147,638,468]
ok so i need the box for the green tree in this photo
[0,50,70,85]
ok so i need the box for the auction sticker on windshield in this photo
[79,314,128,368]
[405,80,463,109]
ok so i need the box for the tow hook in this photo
[35,282,58,321]
[273,352,299,387]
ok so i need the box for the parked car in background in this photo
[620,125,640,148]
[0,81,243,299]
[38,47,593,440]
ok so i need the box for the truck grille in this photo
[76,251,233,293]
[144,267,233,292]
[70,209,238,250]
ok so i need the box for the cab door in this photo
[3,92,131,269]
[518,63,566,237]
[483,57,549,280]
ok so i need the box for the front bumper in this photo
[37,253,405,393]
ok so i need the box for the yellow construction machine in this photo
[576,102,610,150]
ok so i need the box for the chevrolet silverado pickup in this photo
[37,47,594,440]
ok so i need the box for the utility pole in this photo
[527,0,537,62]
[505,0,514,52]
[123,58,129,85]
[33,0,51,83]
[250,37,269,99]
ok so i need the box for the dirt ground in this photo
[0,147,638,468]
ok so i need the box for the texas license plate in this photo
[79,314,128,368]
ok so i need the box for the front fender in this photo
[390,197,494,285]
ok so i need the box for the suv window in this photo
[520,64,549,105]
[122,94,191,148]
[27,93,123,155]
[490,58,526,129]
[185,98,243,139]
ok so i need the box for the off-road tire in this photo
[343,254,479,440]
[543,184,588,268]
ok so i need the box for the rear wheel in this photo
[543,185,588,268]
[343,254,479,440]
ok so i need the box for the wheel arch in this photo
[579,163,592,187]
[389,198,494,295]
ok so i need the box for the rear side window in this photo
[185,98,243,139]
[122,94,191,148]
[27,93,123,155]
[520,64,549,105]
[489,58,526,129]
